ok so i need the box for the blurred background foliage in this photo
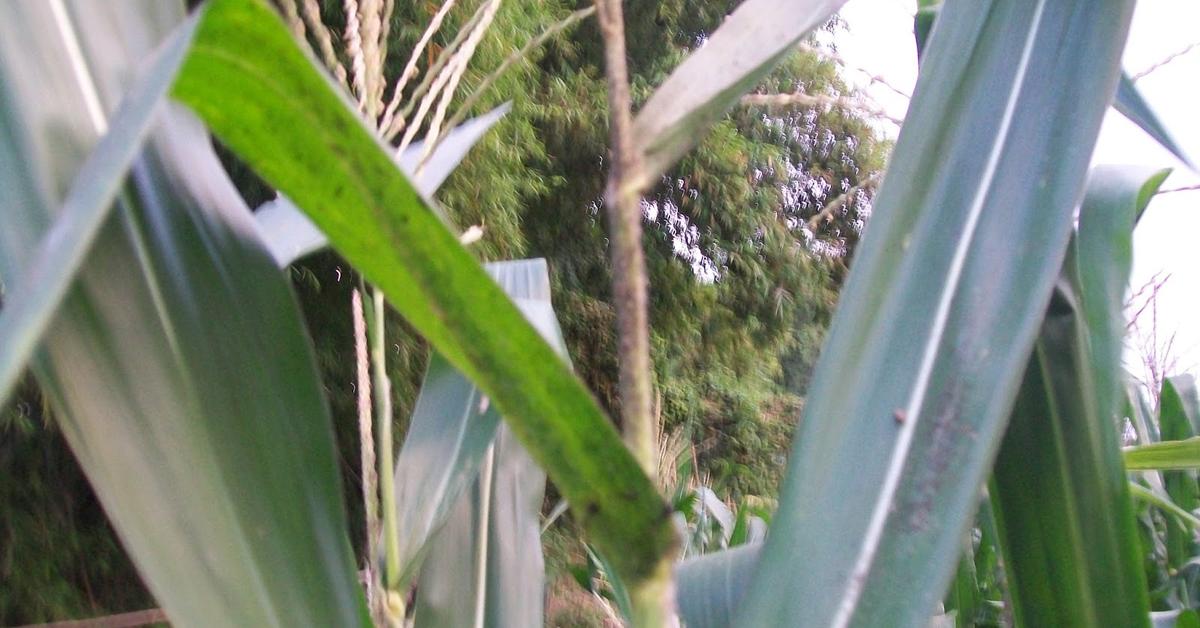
[0,0,886,622]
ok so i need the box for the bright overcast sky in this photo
[831,0,1200,387]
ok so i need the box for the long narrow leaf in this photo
[1077,166,1170,424]
[1172,374,1200,434]
[254,103,510,267]
[1114,73,1194,169]
[1158,379,1200,572]
[741,2,1136,625]
[1130,484,1200,532]
[989,167,1161,627]
[1126,439,1200,471]
[941,537,979,628]
[412,417,548,628]
[675,544,760,628]
[0,3,367,624]
[391,259,559,590]
[630,0,846,187]
[0,15,195,407]
[171,0,675,586]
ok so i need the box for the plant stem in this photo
[595,0,655,478]
[352,289,383,623]
[596,2,677,626]
[628,556,679,628]
[472,444,496,628]
[369,288,402,595]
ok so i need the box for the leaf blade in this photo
[991,164,1160,626]
[1114,73,1194,169]
[0,2,368,622]
[254,104,510,267]
[171,0,676,586]
[0,13,196,407]
[741,2,1137,625]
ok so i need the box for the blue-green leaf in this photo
[742,2,1136,625]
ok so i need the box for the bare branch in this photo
[798,42,912,100]
[1132,40,1200,82]
[17,609,168,628]
[742,91,904,125]
[807,171,883,231]
[1157,183,1200,195]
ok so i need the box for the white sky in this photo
[831,0,1200,384]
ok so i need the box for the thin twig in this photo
[368,289,401,597]
[1157,183,1200,195]
[742,92,904,126]
[1132,40,1200,81]
[379,0,458,133]
[798,42,912,100]
[15,609,168,628]
[352,289,383,624]
[298,0,349,87]
[439,6,595,144]
[807,171,883,231]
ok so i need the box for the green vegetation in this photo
[1,0,1196,626]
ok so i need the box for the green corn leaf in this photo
[1076,166,1170,426]
[1171,374,1200,434]
[171,0,675,587]
[392,259,559,593]
[1126,438,1200,471]
[990,289,1150,627]
[254,104,510,267]
[0,2,367,625]
[675,544,760,628]
[1130,385,1163,444]
[989,168,1163,628]
[412,422,547,628]
[630,0,847,188]
[1114,73,1194,170]
[914,1,941,60]
[1155,379,1200,573]
[941,537,979,628]
[0,11,195,408]
[1130,483,1200,532]
[741,2,1136,625]
[916,13,1184,172]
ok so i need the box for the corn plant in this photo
[0,0,1193,626]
